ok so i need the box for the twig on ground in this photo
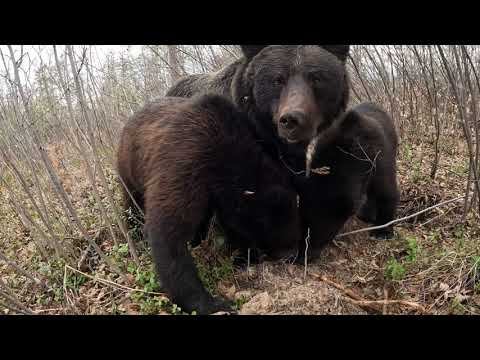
[304,228,310,280]
[64,264,166,297]
[337,195,465,238]
[311,273,381,310]
[419,205,459,227]
[383,286,388,315]
[342,297,427,313]
[311,273,427,314]
[33,308,65,314]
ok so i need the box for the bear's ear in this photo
[319,45,350,63]
[240,45,268,60]
[335,108,363,142]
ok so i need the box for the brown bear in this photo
[117,94,301,314]
[294,102,400,261]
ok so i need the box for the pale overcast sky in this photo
[0,45,146,89]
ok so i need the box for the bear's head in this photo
[233,45,350,146]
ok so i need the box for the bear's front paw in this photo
[191,296,235,315]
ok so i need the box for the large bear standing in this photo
[117,94,301,314]
[167,45,399,260]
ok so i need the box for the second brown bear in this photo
[117,94,302,314]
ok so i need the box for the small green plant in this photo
[451,224,467,250]
[110,303,121,315]
[130,292,188,315]
[213,235,225,250]
[110,243,131,269]
[403,143,413,162]
[127,261,137,274]
[234,295,248,310]
[385,258,406,281]
[405,236,420,263]
[471,256,480,293]
[135,266,159,293]
[37,258,64,280]
[65,272,87,291]
[471,255,480,269]
[453,224,465,240]
[412,166,423,184]
[196,256,234,294]
[131,292,167,314]
[475,282,480,293]
[450,297,467,315]
[453,162,469,175]
[112,243,129,256]
[429,230,441,243]
[170,303,183,315]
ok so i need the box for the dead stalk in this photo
[337,195,465,238]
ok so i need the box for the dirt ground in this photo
[218,219,433,315]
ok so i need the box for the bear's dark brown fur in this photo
[117,94,301,314]
[294,102,399,260]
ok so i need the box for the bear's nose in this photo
[279,111,305,130]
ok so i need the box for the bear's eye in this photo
[273,75,285,86]
[312,77,325,87]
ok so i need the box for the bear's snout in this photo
[276,75,321,143]
[279,111,305,130]
[277,110,317,143]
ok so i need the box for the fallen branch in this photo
[311,273,380,311]
[65,265,166,297]
[337,195,465,238]
[33,308,65,314]
[343,298,427,313]
[419,204,459,227]
[311,273,427,314]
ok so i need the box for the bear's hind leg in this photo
[356,194,377,224]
